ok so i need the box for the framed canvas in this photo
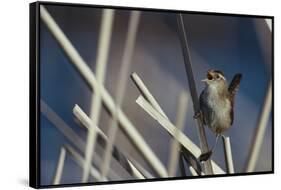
[29,1,274,188]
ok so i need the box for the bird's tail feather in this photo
[228,73,242,98]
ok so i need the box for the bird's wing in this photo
[199,91,214,126]
[199,92,206,125]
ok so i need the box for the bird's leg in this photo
[193,110,203,119]
[221,134,227,139]
[199,134,220,162]
[210,133,220,153]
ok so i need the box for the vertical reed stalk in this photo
[222,136,235,173]
[52,148,66,185]
[176,13,213,174]
[99,11,141,180]
[245,81,272,172]
[168,92,188,176]
[83,9,115,182]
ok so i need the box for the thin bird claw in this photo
[199,151,213,162]
[193,111,202,119]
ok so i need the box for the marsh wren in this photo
[198,70,242,161]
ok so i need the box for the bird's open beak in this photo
[201,78,208,83]
[202,70,214,82]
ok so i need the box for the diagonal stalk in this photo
[176,13,213,174]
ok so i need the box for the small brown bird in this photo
[199,69,242,161]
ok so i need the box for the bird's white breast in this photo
[206,86,232,133]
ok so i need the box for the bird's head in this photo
[202,70,227,89]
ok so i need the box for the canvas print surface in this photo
[30,2,273,188]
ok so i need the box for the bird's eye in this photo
[215,75,220,80]
[207,75,213,80]
[207,72,214,80]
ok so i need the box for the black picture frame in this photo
[30,1,274,188]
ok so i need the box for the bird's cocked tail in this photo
[228,73,242,98]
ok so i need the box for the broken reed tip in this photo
[130,72,137,79]
[73,104,79,112]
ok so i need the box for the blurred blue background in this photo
[39,4,272,185]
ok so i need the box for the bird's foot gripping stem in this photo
[199,151,213,162]
[193,110,202,119]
